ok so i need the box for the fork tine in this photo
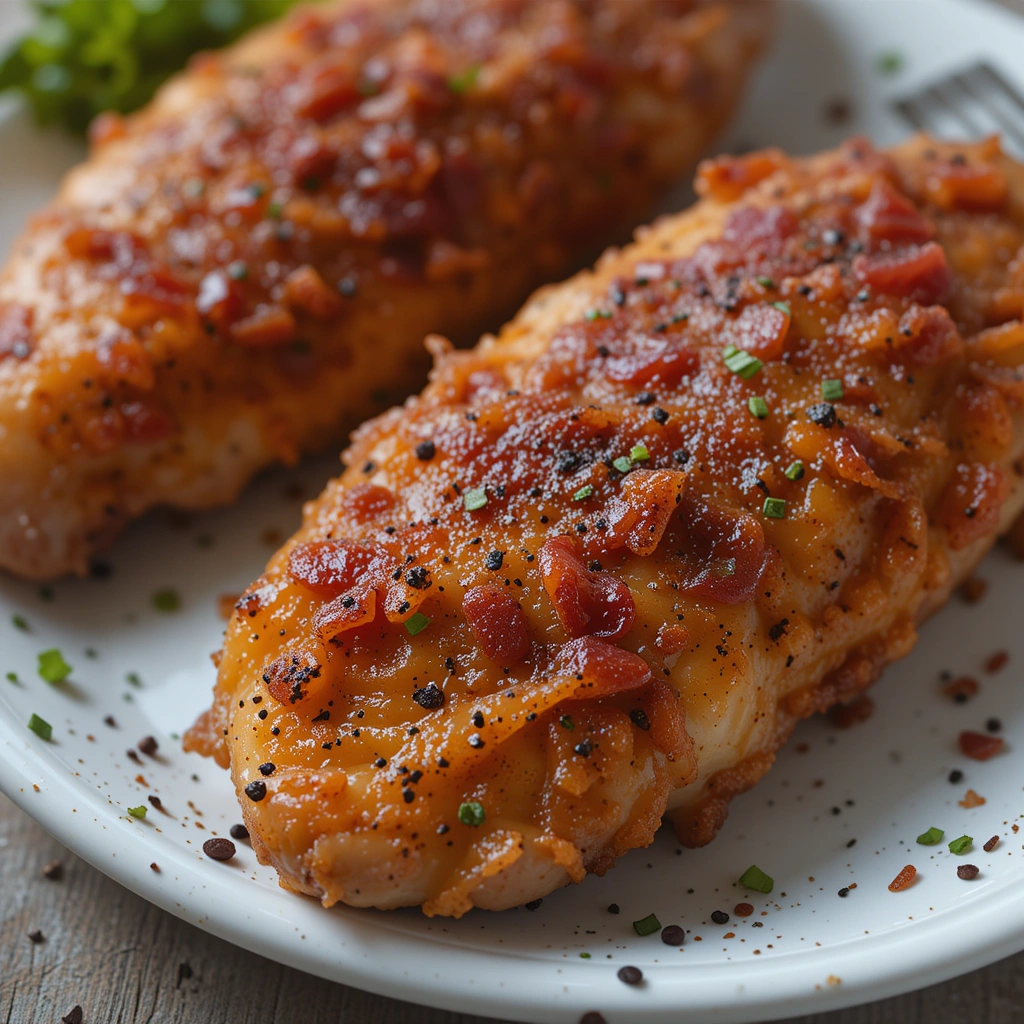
[974,63,1024,118]
[957,69,1024,154]
[893,97,929,134]
[926,82,985,137]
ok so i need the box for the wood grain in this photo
[1,792,1022,1024]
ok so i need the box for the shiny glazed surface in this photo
[188,135,1024,916]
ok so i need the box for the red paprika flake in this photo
[888,864,917,892]
[959,730,1004,761]
[984,649,1009,674]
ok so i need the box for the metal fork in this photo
[892,61,1024,156]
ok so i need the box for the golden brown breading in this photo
[0,0,771,579]
[187,134,1024,917]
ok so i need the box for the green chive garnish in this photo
[632,913,661,937]
[580,952,591,958]
[612,456,633,473]
[28,713,52,741]
[784,460,805,481]
[756,276,775,289]
[748,396,769,419]
[448,64,480,93]
[572,485,594,502]
[463,488,488,512]
[821,379,844,402]
[763,497,786,520]
[458,801,485,826]
[917,827,945,846]
[738,864,774,893]
[771,301,791,316]
[876,51,904,75]
[948,835,973,855]
[584,309,612,321]
[629,444,650,462]
[266,200,283,218]
[152,588,180,613]
[560,714,574,731]
[723,344,763,380]
[12,614,28,631]
[6,672,18,683]
[227,260,248,281]
[127,805,147,819]
[38,649,72,684]
[405,612,431,637]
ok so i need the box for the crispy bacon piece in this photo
[853,242,952,305]
[463,586,531,664]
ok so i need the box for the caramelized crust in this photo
[0,0,771,578]
[188,135,1024,915]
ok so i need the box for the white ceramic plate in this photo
[3,2,1024,1022]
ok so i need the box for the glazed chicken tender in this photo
[187,136,1024,915]
[0,0,771,580]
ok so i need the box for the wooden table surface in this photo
[2,786,1023,1023]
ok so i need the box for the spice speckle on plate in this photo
[661,924,686,946]
[202,837,236,862]
[957,864,980,880]
[617,965,643,985]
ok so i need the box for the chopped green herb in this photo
[11,614,28,631]
[38,648,72,684]
[405,612,431,637]
[584,308,612,321]
[632,913,661,937]
[183,178,205,199]
[738,864,774,893]
[448,64,481,93]
[560,714,575,732]
[784,460,805,481]
[464,487,488,512]
[917,826,945,846]
[127,805,147,819]
[876,50,904,75]
[126,672,142,687]
[756,276,775,289]
[152,588,181,613]
[821,378,844,402]
[629,444,650,462]
[612,456,633,474]
[573,485,594,502]
[763,497,787,520]
[723,344,763,380]
[948,835,973,855]
[458,801,486,826]
[28,713,52,741]
[266,200,284,219]
[772,301,791,316]
[357,79,381,97]
[227,260,248,281]
[671,311,689,324]
[579,952,591,959]
[748,396,769,419]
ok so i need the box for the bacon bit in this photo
[695,149,787,202]
[655,623,690,654]
[218,593,241,620]
[0,303,33,359]
[959,730,1004,761]
[677,496,767,604]
[923,158,1008,212]
[602,333,701,388]
[936,462,1008,551]
[338,482,395,524]
[854,179,934,246]
[888,864,917,892]
[556,636,652,699]
[943,675,979,702]
[229,305,298,347]
[733,902,754,917]
[959,577,988,604]
[462,586,531,665]
[853,242,952,305]
[727,302,790,361]
[88,110,127,147]
[539,536,635,640]
[287,539,387,599]
[261,645,322,704]
[284,264,345,319]
[958,789,986,809]
[291,59,358,120]
[894,305,963,366]
[119,401,175,445]
[196,270,245,328]
[984,650,1009,674]
[828,695,875,729]
[600,469,686,556]
[721,205,799,257]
